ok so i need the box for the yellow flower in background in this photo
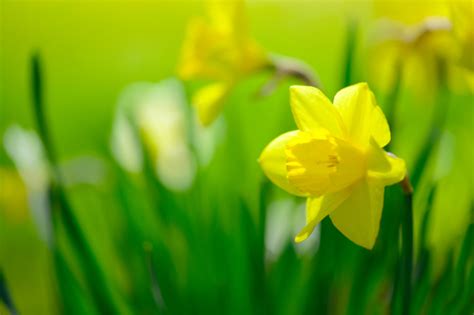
[178,0,268,126]
[370,0,474,95]
[370,0,454,96]
[374,0,448,25]
[450,0,474,90]
[259,83,406,249]
[0,168,29,224]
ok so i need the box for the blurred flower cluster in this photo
[370,0,473,95]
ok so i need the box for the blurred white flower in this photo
[111,112,143,173]
[3,125,108,245]
[4,125,52,245]
[265,198,319,262]
[111,78,221,191]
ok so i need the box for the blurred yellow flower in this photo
[178,0,268,126]
[370,0,474,94]
[370,17,453,96]
[450,0,474,90]
[259,83,406,249]
[0,168,29,223]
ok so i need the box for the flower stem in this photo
[30,53,120,314]
[384,58,403,151]
[342,18,357,87]
[411,59,450,189]
[258,54,321,96]
[0,270,18,315]
[399,176,414,315]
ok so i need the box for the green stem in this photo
[399,176,414,315]
[0,270,18,315]
[410,59,450,189]
[384,58,403,152]
[258,55,321,97]
[342,19,357,87]
[144,243,166,312]
[257,179,270,312]
[30,53,120,314]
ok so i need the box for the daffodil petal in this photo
[289,86,345,137]
[178,18,209,80]
[207,0,244,33]
[258,131,307,197]
[367,138,406,185]
[295,187,353,243]
[334,83,390,147]
[371,105,391,147]
[329,180,384,249]
[193,82,231,126]
[179,18,237,81]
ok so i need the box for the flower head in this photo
[259,83,406,249]
[110,79,197,191]
[370,0,474,95]
[450,0,474,90]
[178,0,268,126]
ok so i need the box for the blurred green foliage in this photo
[0,1,473,315]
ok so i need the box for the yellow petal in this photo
[258,131,307,197]
[367,139,406,186]
[178,18,211,80]
[178,18,236,81]
[285,133,366,196]
[294,187,353,243]
[207,0,245,34]
[334,83,390,148]
[329,180,385,249]
[193,82,231,126]
[178,3,267,82]
[374,0,448,25]
[289,86,346,137]
[370,106,391,147]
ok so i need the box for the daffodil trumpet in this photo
[259,82,407,250]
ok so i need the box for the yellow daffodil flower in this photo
[259,83,406,249]
[370,0,474,95]
[178,0,268,126]
[450,0,474,90]
[370,6,454,97]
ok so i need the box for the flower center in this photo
[285,133,366,196]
